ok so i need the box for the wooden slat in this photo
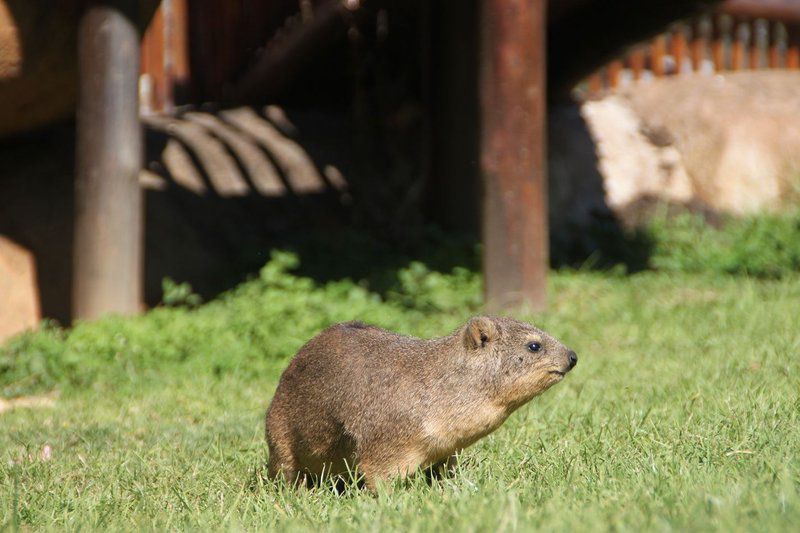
[712,15,727,72]
[787,24,800,68]
[671,26,687,74]
[749,19,761,69]
[628,47,645,80]
[732,18,746,70]
[607,60,623,88]
[769,21,782,68]
[651,35,666,77]
[587,72,602,95]
[691,20,707,72]
[165,0,190,106]
[722,0,800,25]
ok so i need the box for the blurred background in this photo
[1,0,799,341]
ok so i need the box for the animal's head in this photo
[461,316,577,410]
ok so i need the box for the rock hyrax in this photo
[265,316,577,489]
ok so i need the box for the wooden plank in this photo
[769,22,781,68]
[671,26,687,74]
[749,19,761,69]
[722,0,800,24]
[787,24,800,69]
[74,0,143,320]
[607,60,623,88]
[629,47,645,80]
[691,20,707,72]
[651,35,666,77]
[731,18,746,70]
[480,0,547,311]
[587,72,602,96]
[712,15,726,72]
[160,0,190,110]
[141,2,166,111]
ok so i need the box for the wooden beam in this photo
[480,0,547,311]
[722,0,800,24]
[74,1,143,320]
[233,0,363,103]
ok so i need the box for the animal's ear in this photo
[463,316,499,350]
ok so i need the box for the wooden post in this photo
[480,0,547,312]
[629,47,645,81]
[749,19,761,69]
[74,1,143,320]
[712,15,726,72]
[692,20,706,72]
[607,60,623,88]
[671,26,687,74]
[587,72,603,96]
[769,22,781,68]
[731,18,746,70]
[651,35,666,77]
[787,24,800,69]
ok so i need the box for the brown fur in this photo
[265,316,577,490]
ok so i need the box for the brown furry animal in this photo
[265,316,577,490]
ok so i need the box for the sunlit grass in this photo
[2,258,798,530]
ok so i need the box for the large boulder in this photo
[622,71,800,214]
[0,235,39,342]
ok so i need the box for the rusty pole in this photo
[480,0,547,312]
[74,1,143,320]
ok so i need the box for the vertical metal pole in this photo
[480,0,547,312]
[74,1,143,320]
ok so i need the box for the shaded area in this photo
[548,102,654,272]
[0,99,663,327]
[0,107,354,325]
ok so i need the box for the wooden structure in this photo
[586,0,800,95]
[9,0,763,323]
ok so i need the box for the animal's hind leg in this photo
[267,439,300,486]
[426,454,459,482]
[358,447,426,492]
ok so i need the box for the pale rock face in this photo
[581,95,693,210]
[622,71,800,215]
[569,72,800,217]
[0,235,40,342]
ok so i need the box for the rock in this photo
[581,95,694,210]
[622,71,800,214]
[0,235,40,342]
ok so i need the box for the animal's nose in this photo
[567,350,578,370]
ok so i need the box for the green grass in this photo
[2,216,800,531]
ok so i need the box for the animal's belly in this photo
[422,403,508,459]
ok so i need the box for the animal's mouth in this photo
[549,370,566,377]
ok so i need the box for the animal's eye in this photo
[527,342,542,353]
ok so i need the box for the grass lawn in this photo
[2,222,800,530]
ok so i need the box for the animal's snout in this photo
[567,350,578,371]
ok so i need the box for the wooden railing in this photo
[584,0,800,97]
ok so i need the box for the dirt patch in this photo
[0,392,56,414]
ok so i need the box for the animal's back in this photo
[265,322,428,480]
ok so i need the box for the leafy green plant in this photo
[647,210,800,278]
[161,278,203,308]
